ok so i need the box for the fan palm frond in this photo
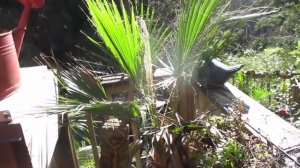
[58,65,106,103]
[175,0,220,75]
[86,0,142,83]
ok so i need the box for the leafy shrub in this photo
[221,140,246,168]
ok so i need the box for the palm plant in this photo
[84,0,225,167]
[42,0,277,167]
[165,0,223,120]
[85,0,227,116]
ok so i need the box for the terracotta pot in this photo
[0,30,21,100]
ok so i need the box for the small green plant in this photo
[251,86,273,103]
[77,146,98,167]
[209,115,226,129]
[232,71,272,105]
[186,114,280,167]
[221,140,246,168]
[234,71,246,91]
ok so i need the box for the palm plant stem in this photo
[67,124,80,168]
[86,114,100,168]
[140,18,157,127]
[170,79,186,124]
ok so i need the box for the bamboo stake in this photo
[86,114,100,168]
[132,119,142,168]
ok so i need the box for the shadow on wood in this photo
[49,124,78,168]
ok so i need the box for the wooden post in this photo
[290,78,300,112]
[0,144,18,168]
[99,119,131,168]
[103,74,141,167]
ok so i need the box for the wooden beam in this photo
[224,83,300,149]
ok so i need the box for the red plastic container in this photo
[0,30,21,100]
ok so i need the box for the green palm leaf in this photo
[49,99,140,120]
[58,65,106,103]
[86,0,142,83]
[57,64,139,119]
[176,0,220,72]
[137,3,171,62]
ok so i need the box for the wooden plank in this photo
[0,66,58,168]
[0,143,18,168]
[0,124,23,143]
[224,83,300,150]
